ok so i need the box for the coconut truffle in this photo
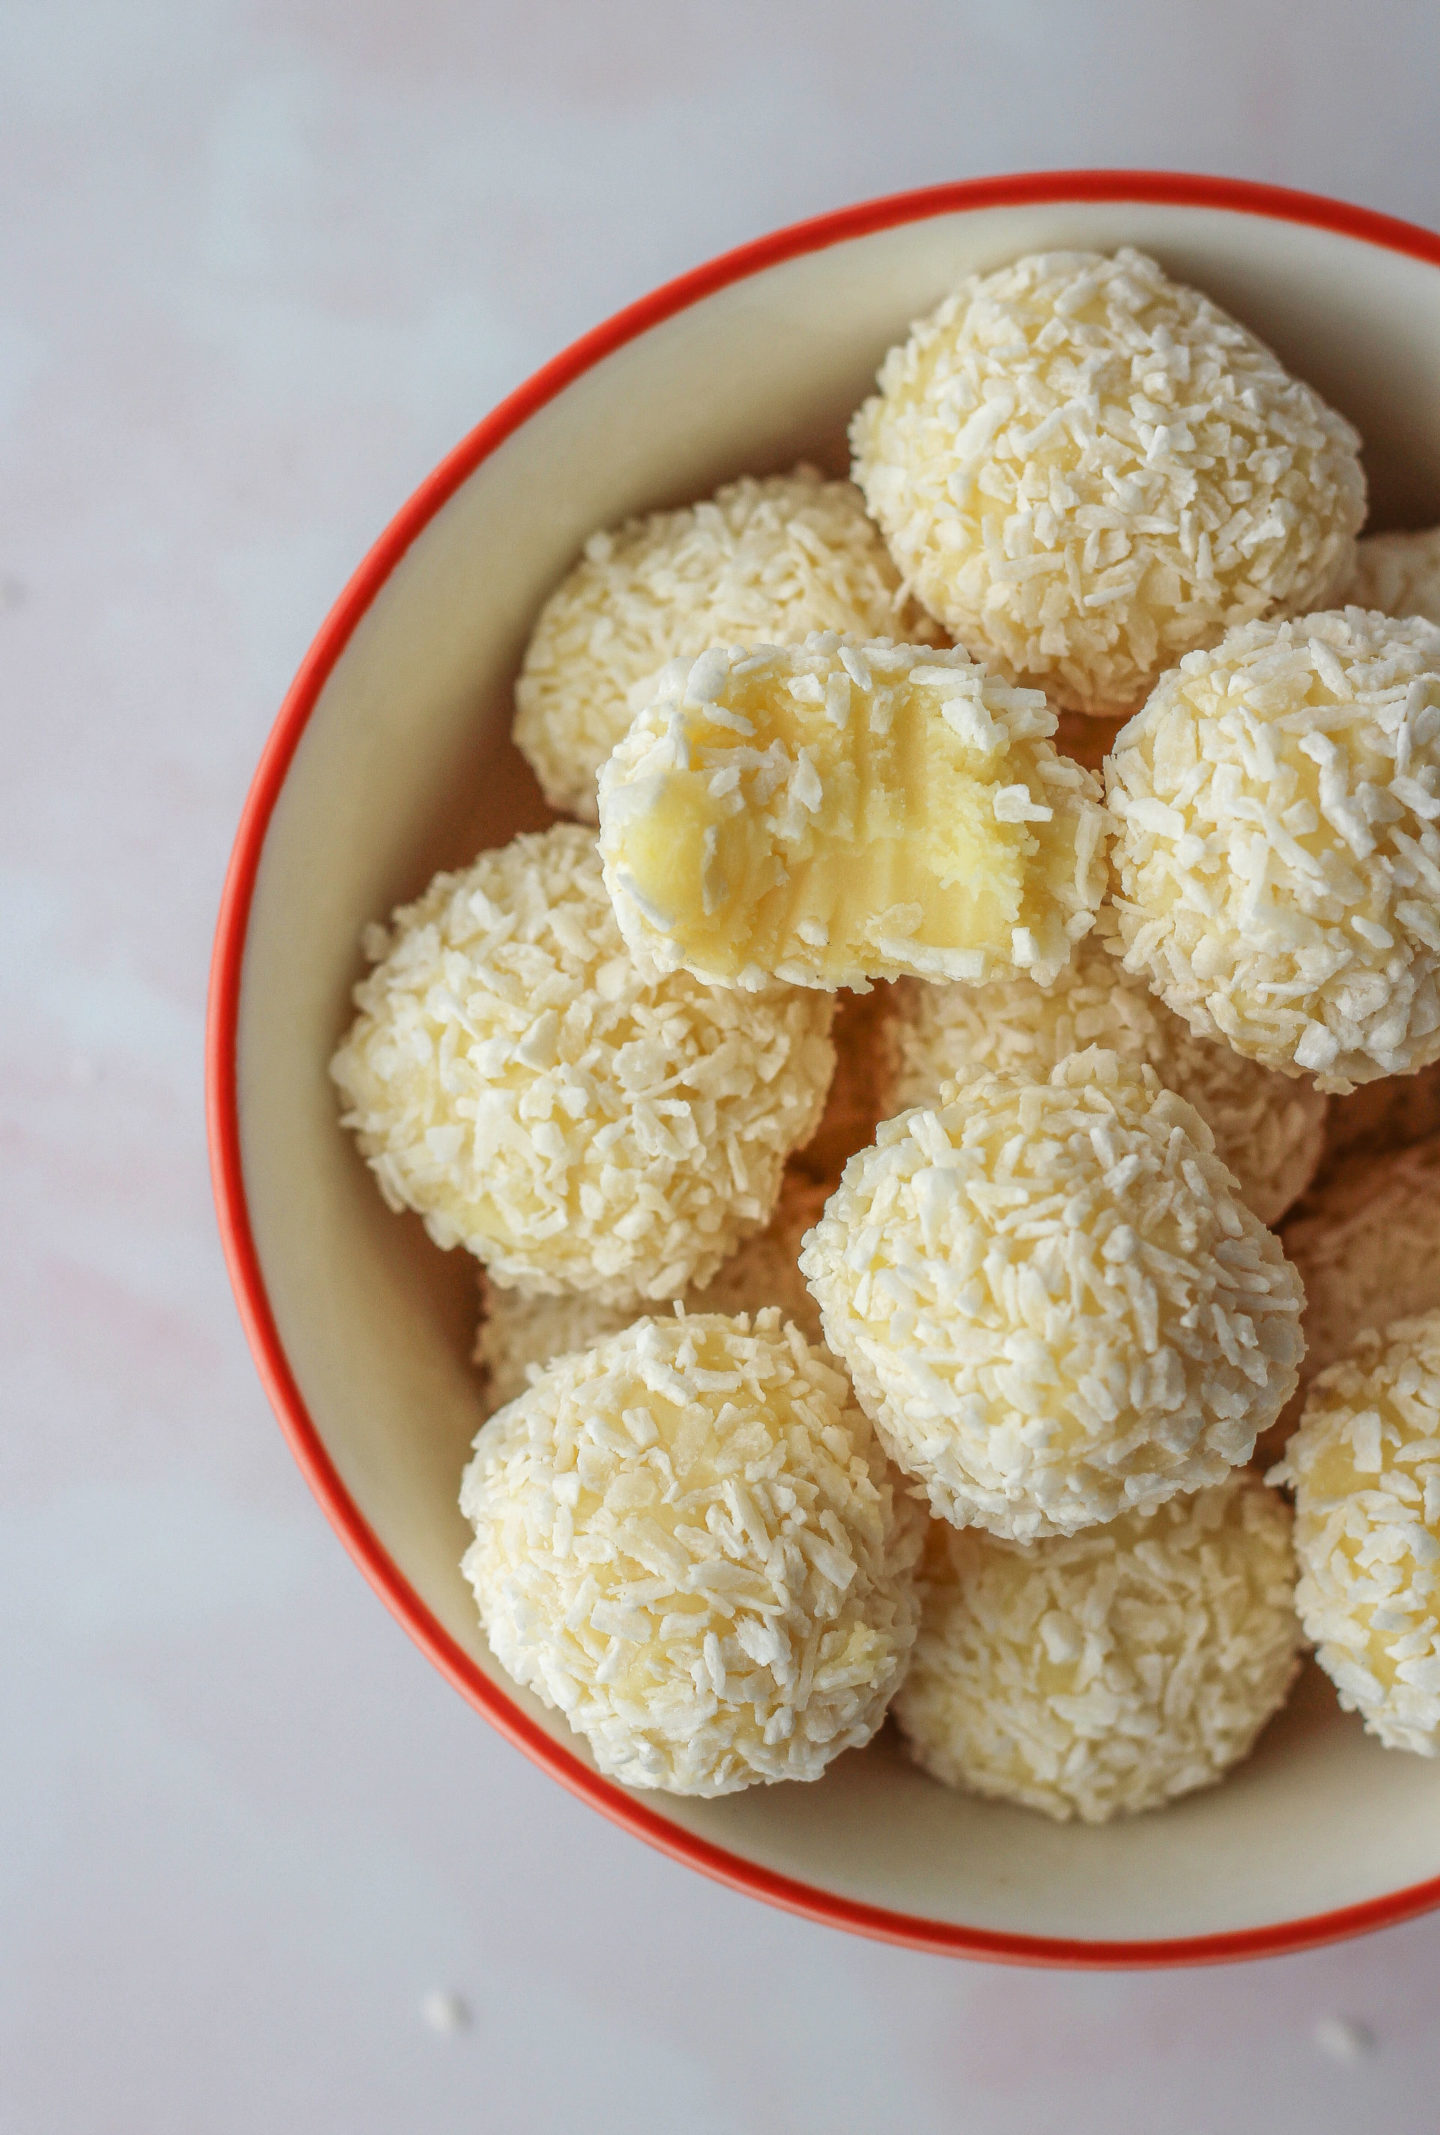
[474,1173,830,1414]
[1274,1309,1440,1754]
[851,247,1363,718]
[879,929,1327,1226]
[1342,527,1440,628]
[513,468,944,820]
[800,1048,1306,1541]
[1108,609,1440,1091]
[459,1310,923,1795]
[598,634,1109,992]
[893,1475,1300,1822]
[330,823,835,1304]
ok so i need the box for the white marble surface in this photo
[7,2,1440,2128]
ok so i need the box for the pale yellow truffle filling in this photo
[598,635,1108,992]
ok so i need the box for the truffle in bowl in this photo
[210,172,1440,1964]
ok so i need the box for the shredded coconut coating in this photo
[598,634,1108,992]
[459,1310,923,1794]
[879,929,1327,1225]
[330,824,835,1304]
[1274,1310,1440,1755]
[893,1475,1300,1821]
[513,468,944,820]
[851,247,1363,718]
[1108,610,1440,1092]
[474,1174,830,1414]
[799,1048,1305,1540]
[1342,528,1440,629]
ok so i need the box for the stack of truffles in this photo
[332,247,1440,1820]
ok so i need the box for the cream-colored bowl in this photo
[209,173,1440,1964]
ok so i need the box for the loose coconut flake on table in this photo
[513,468,944,820]
[598,633,1109,993]
[1108,609,1440,1090]
[1274,1309,1440,1755]
[460,1310,923,1796]
[800,1048,1305,1541]
[894,1474,1301,1822]
[878,926,1327,1227]
[851,247,1363,718]
[330,823,835,1305]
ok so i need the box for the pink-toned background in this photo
[6,3,1440,2127]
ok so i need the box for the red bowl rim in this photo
[208,168,1440,1968]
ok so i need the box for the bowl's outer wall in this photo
[221,180,1440,1960]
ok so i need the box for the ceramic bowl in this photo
[209,171,1440,1964]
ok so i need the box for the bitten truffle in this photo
[893,1475,1301,1821]
[598,634,1108,992]
[1108,610,1440,1090]
[474,1173,829,1414]
[800,1048,1305,1540]
[1275,1309,1440,1755]
[513,468,943,820]
[459,1310,923,1794]
[330,824,834,1303]
[851,248,1363,717]
[879,928,1327,1225]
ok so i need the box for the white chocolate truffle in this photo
[800,1048,1305,1540]
[513,469,943,820]
[474,1174,830,1413]
[1342,528,1440,629]
[598,635,1108,992]
[1274,1309,1440,1754]
[459,1310,923,1795]
[880,929,1327,1225]
[1283,1135,1440,1389]
[894,1475,1300,1822]
[851,247,1363,718]
[1108,610,1440,1091]
[330,824,835,1304]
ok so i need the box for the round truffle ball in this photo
[1108,609,1440,1091]
[1342,527,1440,629]
[851,247,1363,718]
[1275,1309,1440,1755]
[459,1310,923,1795]
[474,1173,830,1415]
[330,823,835,1304]
[893,1475,1301,1822]
[799,1048,1306,1540]
[513,468,944,820]
[599,635,1109,993]
[879,929,1327,1225]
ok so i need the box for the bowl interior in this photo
[233,189,1440,1955]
